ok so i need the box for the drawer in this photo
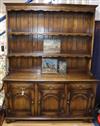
[7,82,34,94]
[8,82,33,88]
[68,82,93,90]
[38,83,64,90]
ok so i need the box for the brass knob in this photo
[38,101,41,104]
[67,101,70,104]
[32,101,34,104]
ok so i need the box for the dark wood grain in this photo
[3,3,98,122]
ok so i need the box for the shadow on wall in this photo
[91,21,100,105]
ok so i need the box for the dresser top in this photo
[4,3,97,13]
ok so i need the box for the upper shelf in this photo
[5,3,97,13]
[9,32,92,37]
[8,52,91,58]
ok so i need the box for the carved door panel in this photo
[6,83,35,117]
[67,83,96,117]
[37,84,65,117]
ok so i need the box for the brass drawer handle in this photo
[48,87,53,90]
[20,88,25,96]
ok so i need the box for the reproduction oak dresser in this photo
[3,3,99,122]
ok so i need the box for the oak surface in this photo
[3,3,98,122]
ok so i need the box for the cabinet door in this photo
[67,83,96,117]
[37,84,65,117]
[5,83,35,117]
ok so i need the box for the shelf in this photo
[3,72,97,82]
[9,32,92,37]
[8,52,91,58]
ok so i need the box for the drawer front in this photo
[8,82,34,95]
[68,82,95,90]
[38,83,64,90]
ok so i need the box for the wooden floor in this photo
[2,121,94,126]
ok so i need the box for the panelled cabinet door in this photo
[67,83,96,117]
[37,84,65,117]
[5,83,35,117]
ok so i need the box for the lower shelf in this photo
[3,72,97,82]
